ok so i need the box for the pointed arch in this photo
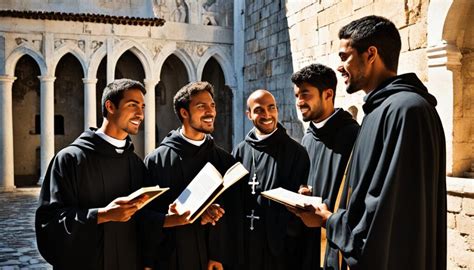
[51,42,88,77]
[5,45,47,76]
[154,43,196,82]
[111,40,154,81]
[197,46,235,87]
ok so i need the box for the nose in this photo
[136,106,144,119]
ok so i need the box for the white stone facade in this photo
[0,0,238,189]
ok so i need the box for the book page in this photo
[125,185,169,209]
[174,163,224,217]
[222,162,249,190]
[261,187,321,209]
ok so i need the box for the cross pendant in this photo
[246,209,260,231]
[248,173,259,195]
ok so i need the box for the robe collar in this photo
[245,122,288,151]
[306,108,355,140]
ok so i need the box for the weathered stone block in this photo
[463,197,474,216]
[408,22,427,50]
[318,5,338,27]
[447,229,473,269]
[399,27,410,53]
[448,195,462,213]
[447,212,456,229]
[457,214,474,235]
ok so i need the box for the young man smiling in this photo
[143,81,236,270]
[300,16,446,270]
[290,64,359,270]
[36,79,150,270]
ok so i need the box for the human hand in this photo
[97,197,140,224]
[201,204,225,226]
[163,203,191,227]
[289,204,323,227]
[207,259,223,270]
[298,185,312,195]
[314,203,332,228]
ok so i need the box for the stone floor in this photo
[0,188,51,270]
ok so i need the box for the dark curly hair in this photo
[173,81,215,122]
[101,79,146,118]
[291,63,337,102]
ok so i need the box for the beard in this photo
[189,115,214,134]
[253,118,277,135]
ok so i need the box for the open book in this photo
[125,185,169,210]
[261,187,321,209]
[174,162,249,223]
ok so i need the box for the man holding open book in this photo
[35,79,161,270]
[143,81,237,270]
[230,89,310,270]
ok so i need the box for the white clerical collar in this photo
[180,128,206,147]
[313,109,337,129]
[95,130,127,153]
[255,128,278,141]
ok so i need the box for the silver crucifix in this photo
[246,209,260,231]
[248,173,259,195]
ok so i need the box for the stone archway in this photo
[156,54,189,144]
[201,57,233,151]
[12,55,41,187]
[54,53,84,153]
[427,0,474,177]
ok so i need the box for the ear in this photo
[323,88,334,102]
[367,46,378,64]
[105,100,116,116]
[246,110,252,120]
[180,108,189,120]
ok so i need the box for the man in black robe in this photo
[36,79,151,270]
[231,89,310,270]
[303,16,446,270]
[143,81,235,270]
[290,64,360,269]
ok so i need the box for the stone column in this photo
[427,43,462,176]
[143,79,156,156]
[0,75,16,191]
[38,76,56,185]
[83,78,98,130]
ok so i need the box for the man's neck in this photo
[363,69,397,95]
[181,125,206,141]
[99,119,128,140]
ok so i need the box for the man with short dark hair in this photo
[143,81,236,270]
[290,63,359,269]
[36,79,150,269]
[301,15,446,270]
[231,89,310,270]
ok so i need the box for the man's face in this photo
[108,88,145,138]
[184,91,216,134]
[337,39,368,94]
[247,93,278,135]
[294,82,326,122]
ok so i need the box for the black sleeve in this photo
[35,152,99,267]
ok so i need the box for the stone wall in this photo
[447,178,474,269]
[285,0,429,123]
[243,0,304,139]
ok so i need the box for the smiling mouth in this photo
[130,119,141,126]
[299,106,310,114]
[202,117,214,123]
[260,119,274,125]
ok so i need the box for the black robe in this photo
[325,73,446,270]
[232,123,310,270]
[143,129,236,270]
[35,129,146,270]
[300,108,359,270]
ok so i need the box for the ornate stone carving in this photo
[91,40,103,53]
[78,40,85,52]
[154,0,188,23]
[15,37,28,45]
[197,45,208,57]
